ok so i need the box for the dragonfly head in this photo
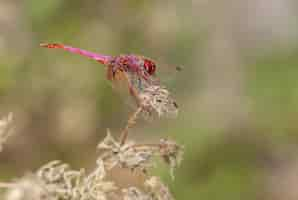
[143,58,156,75]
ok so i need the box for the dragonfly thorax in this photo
[111,55,156,77]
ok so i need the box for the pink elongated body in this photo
[40,43,112,65]
[40,43,158,104]
[40,43,156,78]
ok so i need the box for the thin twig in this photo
[119,106,143,146]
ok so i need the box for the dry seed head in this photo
[98,131,155,171]
[139,86,178,118]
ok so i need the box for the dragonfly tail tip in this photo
[40,43,64,49]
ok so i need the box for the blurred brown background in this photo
[1,0,298,199]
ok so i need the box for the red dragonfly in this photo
[40,43,178,116]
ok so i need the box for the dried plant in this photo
[0,132,183,200]
[0,62,183,200]
[145,177,174,200]
[139,85,178,118]
[122,187,152,200]
[1,159,116,200]
[99,130,183,177]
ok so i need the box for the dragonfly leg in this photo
[106,65,113,81]
[106,63,123,81]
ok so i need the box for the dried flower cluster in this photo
[1,130,183,200]
[139,85,178,118]
[2,159,116,200]
[0,74,183,200]
[99,131,183,177]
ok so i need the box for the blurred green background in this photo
[1,0,298,199]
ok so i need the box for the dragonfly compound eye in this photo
[143,59,156,75]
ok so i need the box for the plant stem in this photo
[119,107,143,145]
